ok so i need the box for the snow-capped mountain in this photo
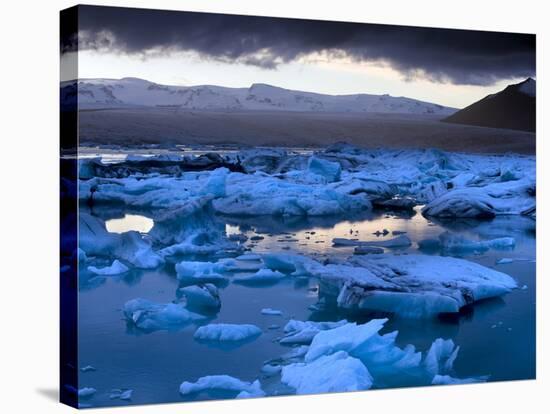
[62,77,457,115]
[444,78,536,132]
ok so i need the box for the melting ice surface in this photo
[76,146,535,407]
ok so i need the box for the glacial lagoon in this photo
[76,146,536,407]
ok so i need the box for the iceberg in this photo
[179,375,265,398]
[194,323,262,342]
[87,259,129,275]
[422,178,535,218]
[281,351,372,395]
[280,319,348,345]
[280,318,466,393]
[109,389,133,400]
[320,254,517,318]
[123,298,206,331]
[233,269,286,284]
[175,261,228,283]
[307,156,342,182]
[78,387,96,398]
[79,213,164,269]
[261,308,283,316]
[178,284,221,310]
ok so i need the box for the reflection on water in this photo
[105,214,154,234]
[78,207,536,407]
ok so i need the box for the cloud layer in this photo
[63,5,535,86]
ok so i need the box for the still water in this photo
[78,206,536,407]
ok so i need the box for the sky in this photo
[61,5,536,109]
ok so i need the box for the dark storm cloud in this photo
[65,5,536,85]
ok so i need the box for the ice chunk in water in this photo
[332,254,517,318]
[123,298,206,331]
[194,323,262,342]
[78,387,96,398]
[423,338,459,377]
[438,232,515,253]
[179,375,265,398]
[175,261,228,283]
[333,235,412,249]
[422,178,535,218]
[431,375,488,385]
[308,156,342,182]
[79,213,164,269]
[261,308,283,316]
[233,269,286,284]
[202,167,228,197]
[262,253,320,276]
[87,259,129,275]
[179,284,221,310]
[280,319,348,345]
[281,351,372,395]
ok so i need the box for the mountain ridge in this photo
[61,77,457,116]
[443,78,535,132]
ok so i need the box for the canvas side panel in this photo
[60,5,79,409]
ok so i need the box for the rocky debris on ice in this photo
[422,178,535,218]
[179,375,265,398]
[87,259,129,275]
[194,323,262,342]
[178,284,221,310]
[123,298,206,331]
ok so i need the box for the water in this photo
[78,207,536,407]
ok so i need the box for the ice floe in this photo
[87,259,129,275]
[280,319,348,345]
[281,318,479,394]
[175,261,228,283]
[80,213,164,269]
[194,323,262,342]
[233,269,286,284]
[178,284,221,310]
[311,254,517,318]
[179,375,265,398]
[281,351,373,394]
[123,298,206,331]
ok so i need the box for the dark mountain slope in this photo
[443,78,535,132]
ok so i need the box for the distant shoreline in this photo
[78,108,535,155]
